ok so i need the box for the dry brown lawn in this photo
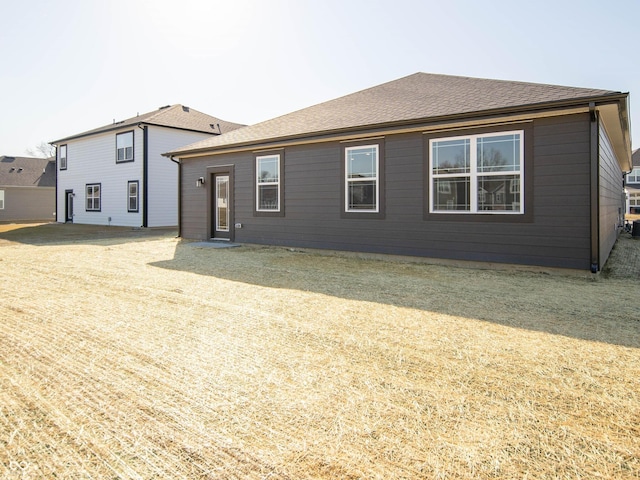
[1,223,639,479]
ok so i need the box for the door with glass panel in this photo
[212,174,231,240]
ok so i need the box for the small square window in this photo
[86,183,101,211]
[116,131,134,163]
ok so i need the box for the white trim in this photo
[256,154,280,212]
[345,144,379,213]
[429,130,524,214]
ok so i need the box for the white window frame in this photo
[628,167,640,184]
[0,189,4,209]
[256,154,280,212]
[345,144,379,213]
[116,131,134,163]
[429,130,524,214]
[59,145,67,170]
[127,181,139,212]
[86,184,101,211]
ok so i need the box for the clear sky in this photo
[1,0,639,157]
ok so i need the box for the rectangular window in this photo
[345,145,379,212]
[86,183,101,211]
[128,181,139,212]
[628,168,640,184]
[59,145,67,170]
[0,190,4,209]
[116,131,134,163]
[429,131,523,214]
[256,154,280,211]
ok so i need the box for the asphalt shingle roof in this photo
[632,148,640,167]
[0,156,56,187]
[169,72,623,156]
[52,104,245,144]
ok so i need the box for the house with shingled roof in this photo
[165,73,632,272]
[51,105,244,227]
[0,155,56,222]
[625,148,640,214]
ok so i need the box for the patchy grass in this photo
[0,223,638,479]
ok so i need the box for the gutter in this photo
[169,156,182,238]
[589,103,600,273]
[137,124,149,228]
[53,144,58,223]
[164,93,629,159]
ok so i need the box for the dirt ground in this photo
[0,223,639,479]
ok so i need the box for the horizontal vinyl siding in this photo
[56,130,143,227]
[598,122,624,268]
[180,113,594,269]
[0,187,55,222]
[147,127,213,227]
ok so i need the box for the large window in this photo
[429,131,523,213]
[116,131,134,163]
[128,181,139,212]
[628,168,640,184]
[256,154,280,212]
[345,145,379,212]
[86,184,101,211]
[59,145,67,170]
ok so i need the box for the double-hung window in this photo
[86,183,101,211]
[628,168,640,184]
[59,145,67,170]
[429,131,523,213]
[116,131,134,163]
[345,145,379,212]
[128,181,139,212]
[256,154,281,212]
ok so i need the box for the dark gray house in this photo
[166,73,632,272]
[0,156,56,222]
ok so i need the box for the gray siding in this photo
[181,113,594,269]
[598,122,624,268]
[0,187,55,222]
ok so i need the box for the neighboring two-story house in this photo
[0,155,56,222]
[626,148,640,214]
[51,105,244,227]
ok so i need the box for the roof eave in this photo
[168,93,628,159]
[51,121,221,145]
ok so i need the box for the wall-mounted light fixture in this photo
[196,176,205,188]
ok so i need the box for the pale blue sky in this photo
[1,0,638,156]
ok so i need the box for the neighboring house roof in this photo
[0,156,56,187]
[51,104,245,144]
[167,72,628,156]
[632,148,640,168]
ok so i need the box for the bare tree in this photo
[26,141,56,159]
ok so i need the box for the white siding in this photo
[56,126,214,228]
[56,128,144,227]
[146,127,212,227]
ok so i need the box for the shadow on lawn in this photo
[0,222,176,246]
[149,239,640,349]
